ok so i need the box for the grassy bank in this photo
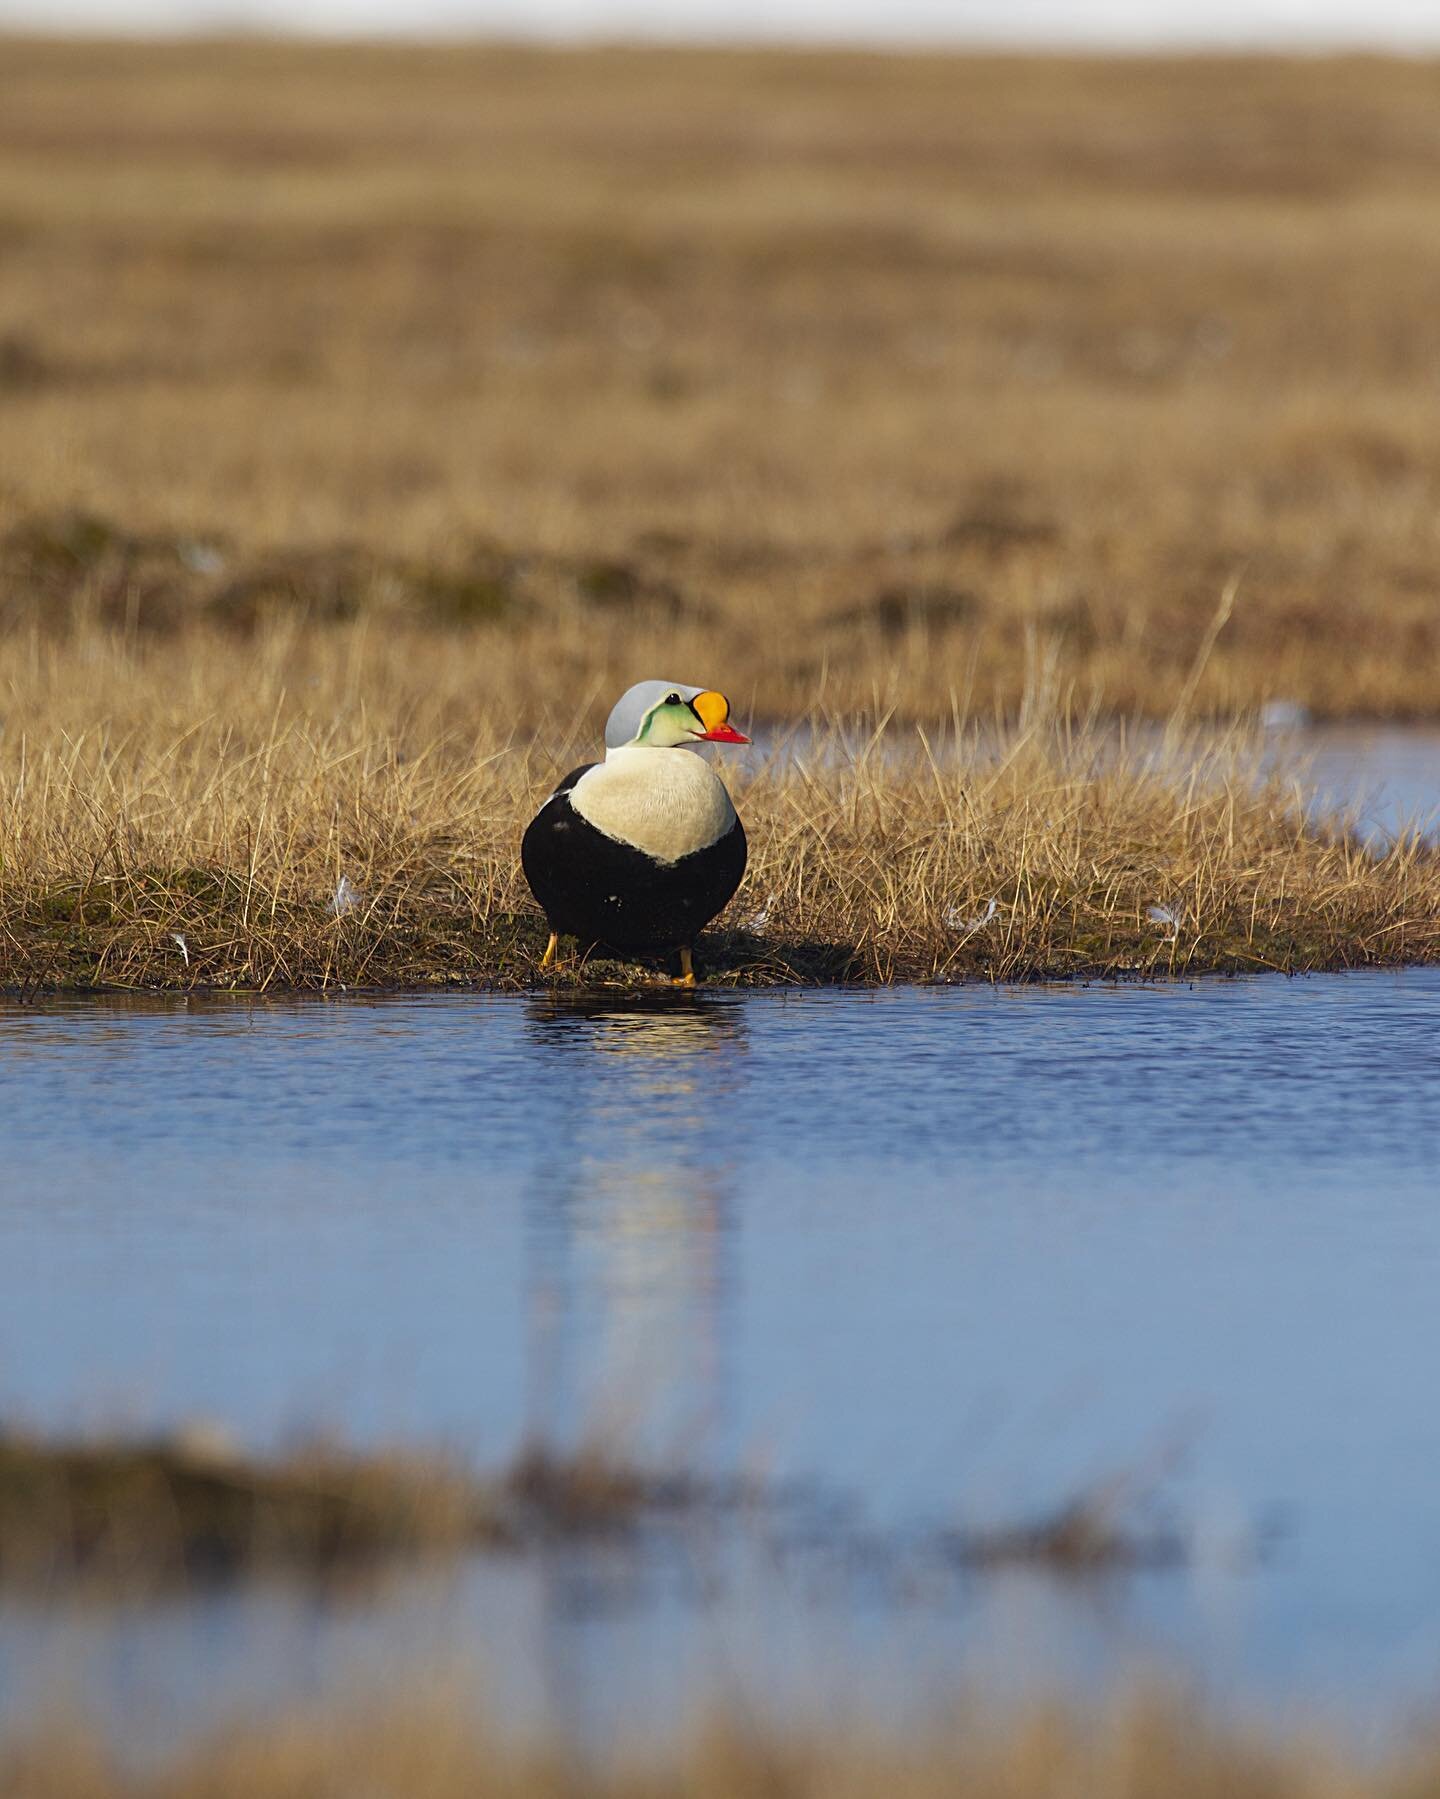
[0,1426,497,1586]
[0,1423,756,1589]
[1,42,1440,723]
[1,631,1437,991]
[3,43,1440,990]
[0,1418,1201,1591]
[2,1693,1435,1799]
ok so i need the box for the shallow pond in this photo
[3,973,1440,1748]
[781,718,1440,846]
[1277,722,1440,844]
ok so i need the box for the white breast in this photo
[569,747,737,865]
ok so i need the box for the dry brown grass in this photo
[1,624,1437,988]
[2,42,1439,988]
[1,41,1440,722]
[2,1691,1437,1799]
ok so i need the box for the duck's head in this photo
[604,680,750,752]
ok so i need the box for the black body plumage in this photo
[521,764,747,954]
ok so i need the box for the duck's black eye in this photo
[665,692,681,705]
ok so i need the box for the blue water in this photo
[1281,723,1440,847]
[3,975,1440,1744]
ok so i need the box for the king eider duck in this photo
[521,680,749,985]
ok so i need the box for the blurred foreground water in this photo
[2,968,1440,1751]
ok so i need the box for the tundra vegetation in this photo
[0,1418,1199,1590]
[1,42,1438,986]
[1,637,1436,987]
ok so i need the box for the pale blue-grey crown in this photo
[603,680,704,750]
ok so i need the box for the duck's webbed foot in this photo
[673,945,698,987]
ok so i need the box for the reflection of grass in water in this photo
[0,1688,1418,1797]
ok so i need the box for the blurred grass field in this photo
[6,1689,1440,1799]
[2,40,1439,721]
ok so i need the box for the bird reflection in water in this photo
[513,996,749,1745]
[521,994,747,1472]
